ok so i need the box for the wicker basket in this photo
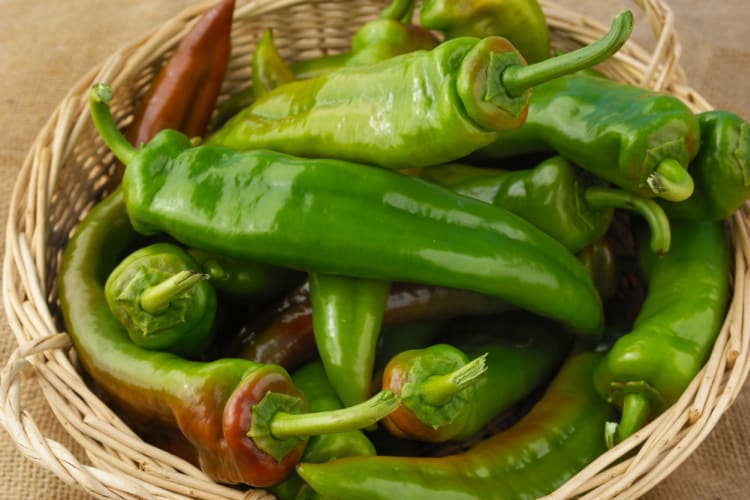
[2,0,748,498]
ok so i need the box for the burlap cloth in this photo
[0,0,748,498]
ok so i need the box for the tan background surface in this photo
[0,0,748,498]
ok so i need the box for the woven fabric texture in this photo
[0,1,748,498]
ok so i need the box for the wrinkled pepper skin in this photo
[420,0,550,63]
[660,110,750,220]
[104,242,217,358]
[226,282,511,370]
[594,219,730,441]
[475,73,700,201]
[87,84,603,336]
[207,13,633,169]
[126,0,234,146]
[57,190,309,487]
[297,352,615,500]
[382,312,571,442]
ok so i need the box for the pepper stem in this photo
[88,83,138,165]
[502,10,634,97]
[584,187,671,255]
[260,390,400,441]
[140,270,209,316]
[379,0,415,22]
[417,353,488,406]
[617,392,652,442]
[646,158,695,202]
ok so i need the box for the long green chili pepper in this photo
[206,11,633,169]
[381,312,572,442]
[210,7,437,129]
[309,274,391,407]
[187,247,304,299]
[297,352,615,499]
[660,110,750,220]
[252,29,296,99]
[474,73,700,201]
[419,0,551,63]
[226,282,511,370]
[104,242,216,358]
[418,157,671,254]
[60,190,407,486]
[90,83,604,336]
[595,219,730,443]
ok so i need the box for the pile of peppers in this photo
[56,0,750,498]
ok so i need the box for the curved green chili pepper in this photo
[309,274,391,406]
[206,12,633,168]
[594,219,730,443]
[381,312,571,442]
[297,351,615,499]
[475,73,700,201]
[419,0,551,63]
[660,110,750,220]
[186,247,304,299]
[90,83,604,336]
[104,242,216,358]
[418,157,671,254]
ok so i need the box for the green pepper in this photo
[226,282,511,370]
[418,157,671,254]
[104,242,216,358]
[594,219,730,443]
[59,189,408,487]
[297,351,615,499]
[206,12,633,168]
[252,28,296,99]
[210,7,438,130]
[271,361,377,500]
[474,73,699,201]
[578,238,619,300]
[186,247,304,299]
[660,110,750,220]
[309,274,391,406]
[90,83,604,337]
[381,311,571,442]
[419,0,551,63]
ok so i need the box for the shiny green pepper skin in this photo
[660,110,750,220]
[418,157,613,252]
[206,15,633,169]
[475,73,700,202]
[594,219,730,441]
[89,84,604,336]
[420,0,551,63]
[297,352,615,499]
[382,312,572,442]
[104,242,216,358]
[58,189,310,487]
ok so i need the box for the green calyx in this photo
[603,380,665,447]
[88,83,138,165]
[646,158,695,202]
[400,348,487,429]
[249,390,401,462]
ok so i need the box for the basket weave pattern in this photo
[2,0,749,498]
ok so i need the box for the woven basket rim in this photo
[2,1,747,499]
